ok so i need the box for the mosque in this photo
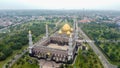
[28,21,85,63]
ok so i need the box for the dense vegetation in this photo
[11,52,39,68]
[0,19,59,68]
[0,22,46,61]
[0,17,63,67]
[80,22,120,65]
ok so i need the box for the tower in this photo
[55,23,57,28]
[28,30,33,54]
[46,24,48,38]
[68,34,73,61]
[74,19,78,40]
[73,19,76,32]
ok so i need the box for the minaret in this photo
[75,20,78,40]
[76,21,78,39]
[28,30,33,54]
[68,34,73,60]
[55,23,57,28]
[73,19,76,32]
[46,24,48,38]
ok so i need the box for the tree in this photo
[110,53,116,61]
[2,48,13,58]
[0,52,6,61]
[59,64,64,68]
[118,65,120,68]
[103,46,109,53]
[0,43,5,51]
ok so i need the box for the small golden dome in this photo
[29,30,31,34]
[62,23,71,32]
[71,28,73,31]
[47,52,50,56]
[67,31,71,35]
[58,30,62,34]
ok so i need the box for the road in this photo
[9,50,28,67]
[2,49,28,68]
[0,19,31,33]
[78,27,117,68]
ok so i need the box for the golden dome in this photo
[47,52,50,56]
[29,30,31,34]
[58,30,62,34]
[67,31,71,35]
[71,28,73,32]
[62,23,71,32]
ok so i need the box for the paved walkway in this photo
[38,59,61,68]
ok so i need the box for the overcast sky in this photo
[0,0,120,10]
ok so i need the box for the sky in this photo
[0,0,120,10]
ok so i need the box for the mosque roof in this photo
[58,23,73,36]
[62,23,71,32]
